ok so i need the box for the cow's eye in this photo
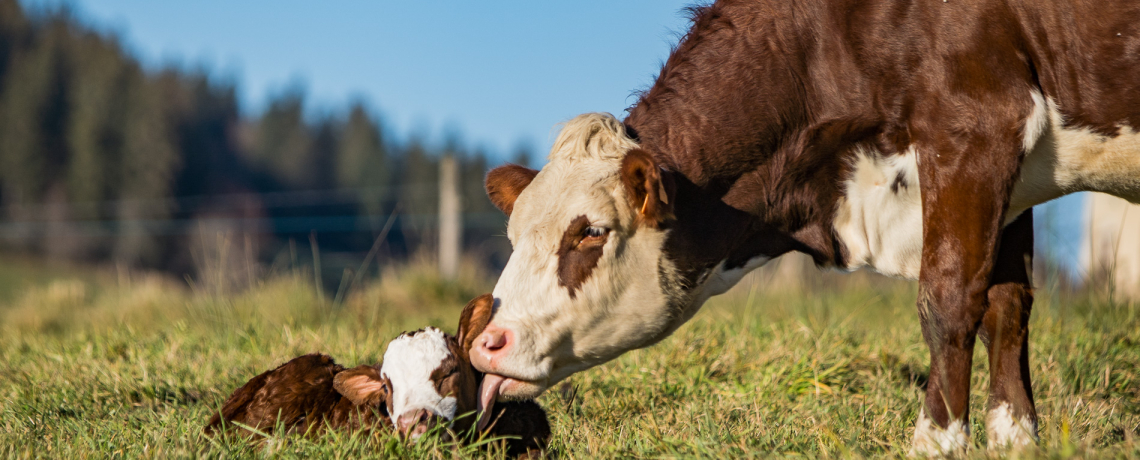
[584,226,608,238]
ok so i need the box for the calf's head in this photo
[473,113,691,401]
[379,294,498,438]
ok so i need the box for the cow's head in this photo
[471,113,695,400]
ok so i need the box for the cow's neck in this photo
[624,1,856,305]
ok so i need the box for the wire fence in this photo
[2,186,1135,300]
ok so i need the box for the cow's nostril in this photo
[481,328,508,352]
[470,326,511,372]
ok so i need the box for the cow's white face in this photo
[471,113,684,400]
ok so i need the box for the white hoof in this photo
[909,408,969,457]
[985,402,1038,450]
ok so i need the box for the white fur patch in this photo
[1022,89,1049,154]
[380,327,458,426]
[1010,90,1140,220]
[833,146,924,280]
[986,403,1037,450]
[910,409,970,457]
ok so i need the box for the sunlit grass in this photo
[1,261,1138,458]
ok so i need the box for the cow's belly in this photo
[834,91,1140,281]
[1008,91,1140,220]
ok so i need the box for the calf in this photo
[205,294,550,457]
[380,294,550,457]
[203,353,389,436]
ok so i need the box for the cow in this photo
[469,0,1140,455]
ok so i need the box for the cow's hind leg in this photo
[979,211,1038,449]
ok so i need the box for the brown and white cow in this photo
[471,0,1140,455]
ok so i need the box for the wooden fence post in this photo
[439,154,462,280]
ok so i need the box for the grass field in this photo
[1,259,1138,458]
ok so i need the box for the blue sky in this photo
[20,0,694,158]
[17,0,1090,276]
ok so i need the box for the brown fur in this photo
[619,148,676,228]
[485,164,538,217]
[556,215,607,299]
[457,293,495,358]
[203,354,389,436]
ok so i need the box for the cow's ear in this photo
[620,149,674,227]
[457,294,495,357]
[334,365,389,408]
[485,164,538,217]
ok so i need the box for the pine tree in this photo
[0,19,70,207]
[397,137,438,254]
[65,32,129,221]
[249,87,314,190]
[112,69,179,266]
[336,102,390,221]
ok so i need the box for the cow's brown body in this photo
[476,0,1140,453]
[619,0,1139,451]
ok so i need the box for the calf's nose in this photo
[397,409,433,438]
[470,325,511,372]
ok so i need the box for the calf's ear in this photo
[334,365,389,407]
[457,294,495,357]
[620,149,674,228]
[485,164,538,217]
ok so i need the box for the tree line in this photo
[0,1,528,283]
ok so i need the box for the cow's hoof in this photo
[985,402,1038,451]
[909,408,969,457]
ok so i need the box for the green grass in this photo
[1,261,1138,458]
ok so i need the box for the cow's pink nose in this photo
[483,328,508,351]
[470,325,511,372]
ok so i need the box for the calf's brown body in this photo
[203,353,389,436]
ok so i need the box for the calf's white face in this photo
[472,113,684,400]
[380,328,457,430]
[379,294,496,437]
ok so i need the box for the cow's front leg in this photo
[909,133,1027,456]
[979,211,1038,449]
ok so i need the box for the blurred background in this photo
[0,0,1134,302]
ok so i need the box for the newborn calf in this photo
[205,295,549,457]
[203,353,389,436]
[380,294,550,456]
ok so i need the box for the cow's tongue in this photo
[476,373,507,432]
